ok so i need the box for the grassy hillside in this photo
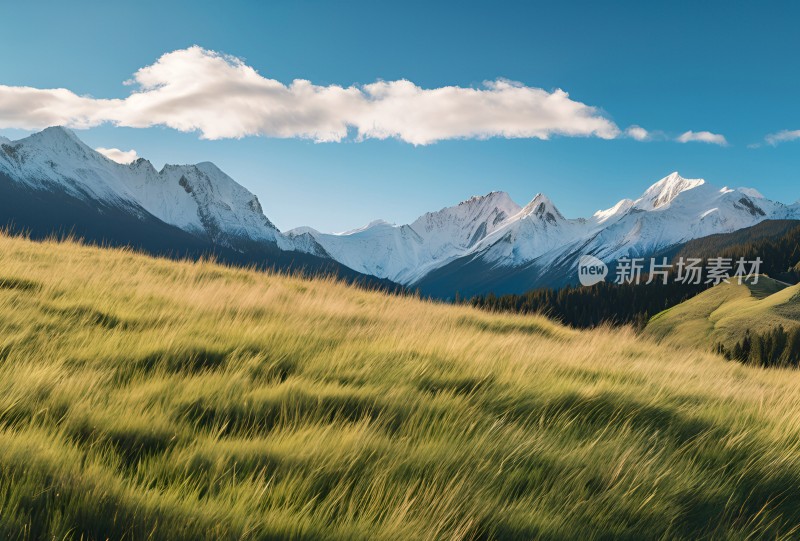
[645,276,800,349]
[4,235,800,539]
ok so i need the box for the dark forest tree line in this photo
[715,326,800,368]
[467,224,800,330]
[467,279,706,330]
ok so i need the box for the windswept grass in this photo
[646,276,800,349]
[2,234,800,539]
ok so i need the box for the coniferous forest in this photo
[468,222,800,330]
[715,326,800,367]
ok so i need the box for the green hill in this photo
[645,276,800,349]
[4,233,800,539]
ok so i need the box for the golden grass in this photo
[646,276,800,349]
[1,233,800,539]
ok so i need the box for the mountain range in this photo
[291,170,800,297]
[0,127,386,287]
[2,127,798,298]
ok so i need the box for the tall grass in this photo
[1,233,800,539]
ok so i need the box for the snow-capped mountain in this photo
[575,173,794,263]
[287,190,521,283]
[472,172,797,269]
[1,127,797,298]
[294,171,800,296]
[0,127,283,249]
[0,127,389,285]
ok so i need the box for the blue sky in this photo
[1,0,799,231]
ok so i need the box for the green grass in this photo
[3,234,800,539]
[645,276,800,349]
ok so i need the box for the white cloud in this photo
[353,79,621,144]
[624,125,650,141]
[0,47,625,145]
[0,46,715,147]
[764,129,800,146]
[0,85,118,130]
[676,130,728,146]
[95,147,139,164]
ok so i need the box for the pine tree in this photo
[750,334,765,366]
[732,340,744,361]
[781,327,800,367]
[741,331,752,362]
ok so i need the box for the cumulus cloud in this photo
[354,79,622,144]
[0,85,119,130]
[95,147,139,164]
[764,129,800,146]
[676,130,728,146]
[0,46,626,144]
[0,46,712,147]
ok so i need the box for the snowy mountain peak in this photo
[338,219,394,235]
[25,127,97,158]
[737,187,765,199]
[520,193,564,224]
[157,161,280,240]
[34,125,83,143]
[458,190,516,209]
[194,161,227,176]
[639,172,706,209]
[594,198,635,224]
[412,191,521,234]
[128,157,158,174]
[21,126,94,156]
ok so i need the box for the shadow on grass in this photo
[0,276,41,292]
[455,314,556,338]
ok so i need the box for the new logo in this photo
[578,255,608,286]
